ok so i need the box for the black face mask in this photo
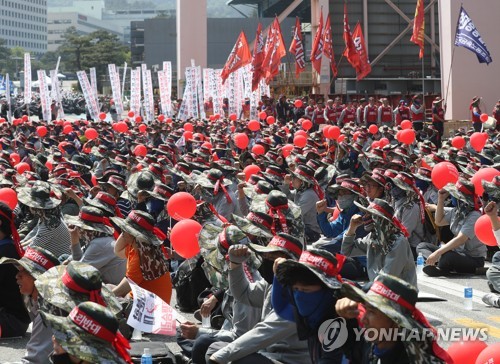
[258,259,275,284]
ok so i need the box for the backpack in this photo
[171,257,211,312]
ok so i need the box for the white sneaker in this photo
[482,293,500,308]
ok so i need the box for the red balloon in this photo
[379,137,390,147]
[128,111,135,118]
[158,114,165,122]
[480,113,489,123]
[266,116,275,125]
[184,122,194,132]
[470,132,487,152]
[282,144,294,157]
[0,118,5,123]
[138,124,147,133]
[167,192,197,220]
[371,141,381,149]
[471,168,500,196]
[353,131,360,142]
[248,120,260,131]
[45,161,53,171]
[475,214,500,247]
[21,115,29,122]
[475,342,500,364]
[135,116,142,123]
[209,115,215,122]
[328,126,341,140]
[337,134,346,143]
[230,125,236,133]
[234,133,249,149]
[302,119,313,131]
[166,118,172,123]
[447,340,487,364]
[294,135,307,148]
[295,130,308,138]
[85,128,98,140]
[252,144,265,156]
[10,153,20,166]
[170,219,202,259]
[399,129,416,145]
[322,125,331,138]
[229,113,237,121]
[244,164,261,181]
[431,162,459,189]
[259,111,267,120]
[36,126,48,137]
[15,162,30,174]
[368,124,378,135]
[183,131,193,141]
[400,120,412,130]
[63,125,73,135]
[115,122,128,133]
[201,142,213,151]
[133,144,147,157]
[98,112,106,120]
[214,113,221,120]
[0,188,17,210]
[294,99,303,108]
[451,136,466,149]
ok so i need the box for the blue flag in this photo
[454,6,492,64]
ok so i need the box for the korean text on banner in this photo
[24,53,32,102]
[77,70,99,120]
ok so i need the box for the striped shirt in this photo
[28,219,71,259]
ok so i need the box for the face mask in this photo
[349,151,359,161]
[258,259,275,284]
[363,214,374,232]
[337,194,356,210]
[146,198,165,215]
[450,195,458,207]
[415,179,429,192]
[293,288,335,329]
[390,186,406,201]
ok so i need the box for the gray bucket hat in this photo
[64,206,114,235]
[17,181,61,209]
[249,233,303,260]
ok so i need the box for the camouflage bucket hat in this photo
[391,172,418,192]
[126,171,156,199]
[233,212,274,239]
[194,168,232,189]
[143,183,174,202]
[198,223,260,289]
[35,261,122,315]
[249,233,303,260]
[443,180,476,205]
[17,181,61,209]
[483,176,500,201]
[100,174,127,192]
[110,210,165,246]
[84,191,118,216]
[0,246,60,279]
[243,180,274,200]
[276,248,342,289]
[64,206,114,235]
[326,178,366,200]
[40,302,130,364]
[340,273,452,363]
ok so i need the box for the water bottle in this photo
[416,253,424,276]
[464,284,473,310]
[141,348,153,364]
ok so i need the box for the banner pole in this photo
[443,46,456,114]
[421,56,425,119]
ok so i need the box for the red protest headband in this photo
[128,211,154,232]
[24,248,56,271]
[269,235,302,257]
[246,212,272,230]
[69,307,115,342]
[369,281,414,312]
[96,192,117,207]
[79,212,111,226]
[299,251,338,277]
[456,181,474,196]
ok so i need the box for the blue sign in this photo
[454,6,492,64]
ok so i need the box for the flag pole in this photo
[443,45,456,113]
[421,56,425,118]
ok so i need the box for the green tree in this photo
[0,39,12,75]
[58,26,91,71]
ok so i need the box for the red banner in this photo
[310,9,324,74]
[323,13,338,77]
[411,0,425,59]
[289,17,306,78]
[342,3,361,72]
[221,31,252,84]
[351,23,371,81]
[263,17,286,83]
[251,23,265,91]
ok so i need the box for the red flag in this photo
[323,13,338,77]
[310,9,324,74]
[251,23,265,91]
[263,18,286,83]
[342,3,361,72]
[221,31,252,84]
[351,23,371,81]
[410,0,425,59]
[289,17,306,78]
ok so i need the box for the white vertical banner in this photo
[141,64,154,122]
[214,69,224,116]
[108,64,124,116]
[24,53,31,102]
[121,62,127,102]
[162,61,172,116]
[187,67,198,119]
[89,67,98,101]
[195,66,204,120]
[130,68,141,117]
[77,70,99,120]
[145,69,155,122]
[158,70,169,116]
[203,68,210,104]
[37,71,51,121]
[227,72,237,117]
[6,74,11,122]
[50,70,65,119]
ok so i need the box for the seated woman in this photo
[417,179,487,277]
[482,201,500,307]
[0,202,30,337]
[111,210,172,304]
